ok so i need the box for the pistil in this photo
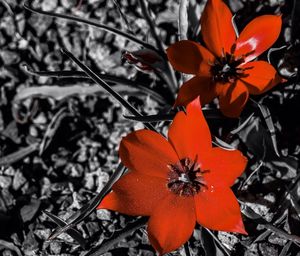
[167,157,209,197]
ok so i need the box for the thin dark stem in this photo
[61,48,156,131]
[48,163,126,240]
[138,0,178,92]
[84,217,148,256]
[22,65,166,104]
[23,2,157,52]
[291,0,297,43]
[184,242,192,256]
[138,0,164,53]
[204,228,231,256]
[112,0,134,34]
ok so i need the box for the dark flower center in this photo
[210,45,253,83]
[167,156,209,197]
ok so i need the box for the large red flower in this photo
[98,97,248,255]
[167,0,282,117]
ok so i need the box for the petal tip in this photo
[232,218,248,235]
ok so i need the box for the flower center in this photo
[167,156,209,197]
[210,45,253,83]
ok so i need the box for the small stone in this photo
[85,222,100,236]
[268,233,287,246]
[61,0,77,9]
[1,189,14,208]
[20,199,41,223]
[22,230,39,256]
[13,170,27,190]
[41,0,58,11]
[34,228,51,240]
[96,172,110,192]
[50,241,62,254]
[29,126,38,137]
[96,209,111,221]
[258,242,278,256]
[2,250,14,256]
[84,172,95,190]
[0,50,20,65]
[0,176,12,188]
[4,167,15,176]
[217,232,239,251]
[32,113,47,124]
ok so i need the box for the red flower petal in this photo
[201,0,236,56]
[235,15,282,63]
[168,97,212,160]
[147,194,196,255]
[119,130,178,178]
[204,148,247,187]
[174,76,217,107]
[167,40,213,75]
[218,81,249,118]
[195,186,247,234]
[241,61,280,95]
[97,172,169,216]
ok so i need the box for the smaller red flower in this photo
[167,0,283,117]
[98,97,248,255]
[123,49,166,73]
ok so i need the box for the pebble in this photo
[13,170,27,190]
[0,176,12,189]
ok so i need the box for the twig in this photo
[0,0,13,15]
[61,48,156,131]
[21,65,166,104]
[183,242,192,256]
[0,143,39,166]
[43,211,87,249]
[112,0,134,33]
[204,228,231,256]
[138,0,164,53]
[138,0,178,92]
[264,224,300,244]
[48,163,126,240]
[84,217,147,256]
[239,160,264,190]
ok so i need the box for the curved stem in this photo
[138,0,178,92]
[22,65,167,104]
[23,2,157,52]
[61,48,156,131]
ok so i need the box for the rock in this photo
[22,230,39,256]
[0,50,20,65]
[50,241,62,254]
[1,189,14,208]
[13,170,27,190]
[3,167,15,176]
[34,228,51,240]
[85,222,100,236]
[0,176,12,188]
[41,0,58,11]
[217,231,239,251]
[20,199,41,223]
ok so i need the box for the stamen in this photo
[167,157,209,197]
[210,50,249,83]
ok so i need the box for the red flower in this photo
[123,49,166,73]
[98,97,247,255]
[167,0,282,117]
